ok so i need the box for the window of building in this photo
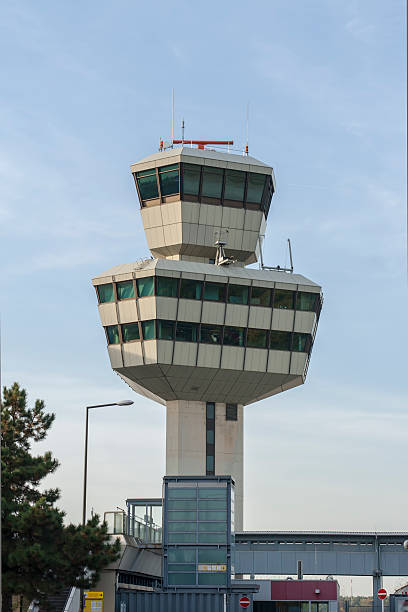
[206,402,215,476]
[227,284,249,305]
[141,320,155,340]
[168,533,196,543]
[247,329,267,348]
[168,548,196,563]
[201,166,223,199]
[157,320,175,340]
[198,487,226,499]
[200,324,223,344]
[106,325,120,344]
[197,548,227,564]
[121,323,140,342]
[116,280,134,300]
[198,533,227,544]
[269,330,292,351]
[226,403,238,421]
[157,276,178,297]
[136,168,159,200]
[97,283,114,303]
[180,278,202,300]
[176,321,198,342]
[167,573,195,585]
[296,291,317,312]
[250,286,271,306]
[168,499,196,510]
[203,282,226,302]
[246,172,266,204]
[273,289,295,309]
[223,326,245,347]
[168,488,196,499]
[224,169,245,202]
[198,572,227,586]
[168,511,197,521]
[198,510,227,521]
[158,164,179,196]
[292,332,311,353]
[198,522,226,532]
[182,163,201,195]
[136,276,154,297]
[198,499,226,510]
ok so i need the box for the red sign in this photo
[378,589,387,600]
[240,596,250,608]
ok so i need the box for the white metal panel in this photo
[98,302,117,326]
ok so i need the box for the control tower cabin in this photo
[92,144,322,530]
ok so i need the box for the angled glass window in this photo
[296,291,317,312]
[247,328,267,348]
[224,169,245,201]
[223,326,245,347]
[176,321,198,342]
[159,164,179,196]
[157,276,178,297]
[203,282,226,302]
[97,283,114,303]
[202,166,223,199]
[121,323,140,342]
[227,284,249,305]
[136,169,159,200]
[116,280,134,300]
[180,278,202,300]
[157,319,175,340]
[269,330,291,351]
[183,163,201,195]
[136,276,154,297]
[200,324,223,344]
[274,289,295,310]
[141,320,155,340]
[168,548,196,563]
[246,172,266,203]
[168,488,196,499]
[106,325,119,344]
[292,332,311,353]
[250,286,271,306]
[197,548,227,564]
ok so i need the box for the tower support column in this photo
[166,400,243,530]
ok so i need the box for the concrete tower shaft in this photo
[92,146,322,530]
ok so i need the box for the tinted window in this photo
[224,169,245,201]
[157,319,174,340]
[292,332,310,353]
[198,500,227,510]
[168,488,196,499]
[121,323,140,342]
[246,172,266,203]
[223,326,245,347]
[203,282,226,302]
[228,284,249,305]
[274,289,295,309]
[183,163,201,195]
[168,573,195,585]
[168,548,195,563]
[247,329,267,348]
[116,281,134,300]
[106,325,119,344]
[297,291,317,312]
[226,403,238,421]
[198,511,227,521]
[180,278,202,300]
[200,325,223,344]
[159,164,179,196]
[136,277,154,297]
[97,283,114,303]
[141,320,155,340]
[269,331,291,350]
[157,276,178,297]
[197,548,227,563]
[168,500,196,510]
[176,321,198,342]
[202,167,223,198]
[250,286,271,306]
[136,169,158,200]
[198,572,227,585]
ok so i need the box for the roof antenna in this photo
[288,238,294,272]
[245,103,249,156]
[171,88,174,146]
[181,118,185,143]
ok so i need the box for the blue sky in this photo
[1,0,407,594]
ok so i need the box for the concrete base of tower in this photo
[166,400,244,531]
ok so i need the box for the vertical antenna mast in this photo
[246,103,249,156]
[288,238,294,272]
[181,118,185,142]
[171,88,175,145]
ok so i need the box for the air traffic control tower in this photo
[92,142,322,530]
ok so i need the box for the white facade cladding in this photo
[92,146,322,530]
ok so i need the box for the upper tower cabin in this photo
[131,147,275,265]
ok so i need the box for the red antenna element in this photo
[172,139,233,150]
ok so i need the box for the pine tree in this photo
[1,383,120,611]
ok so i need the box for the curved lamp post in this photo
[80,400,134,612]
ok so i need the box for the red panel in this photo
[270,580,338,601]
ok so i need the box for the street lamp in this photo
[80,400,134,612]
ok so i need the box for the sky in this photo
[0,0,407,596]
